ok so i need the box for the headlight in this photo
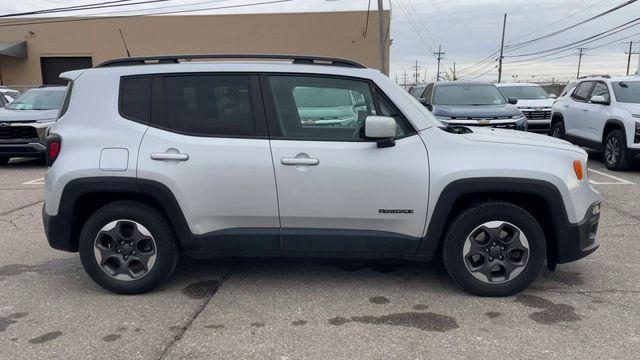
[36,119,56,123]
[435,116,451,121]
[632,114,640,118]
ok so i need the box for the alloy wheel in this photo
[462,221,530,284]
[605,136,620,166]
[93,220,157,281]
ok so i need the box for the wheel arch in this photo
[551,111,564,126]
[602,119,626,144]
[47,177,190,252]
[419,178,570,266]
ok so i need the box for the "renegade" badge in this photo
[379,209,414,214]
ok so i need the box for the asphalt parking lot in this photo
[1,154,639,360]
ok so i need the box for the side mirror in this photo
[418,98,433,111]
[590,95,609,105]
[365,116,396,148]
[507,97,518,105]
[549,94,557,99]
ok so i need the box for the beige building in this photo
[0,10,390,87]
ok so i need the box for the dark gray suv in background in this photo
[0,86,66,165]
[414,81,528,131]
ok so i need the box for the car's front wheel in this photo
[442,202,546,297]
[78,201,178,294]
[550,120,564,139]
[603,129,631,171]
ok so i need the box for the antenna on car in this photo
[119,28,132,58]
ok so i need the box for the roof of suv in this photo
[495,82,541,87]
[434,81,494,86]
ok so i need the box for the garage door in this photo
[40,57,93,85]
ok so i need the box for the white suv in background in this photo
[496,83,555,133]
[551,75,640,170]
[42,54,601,297]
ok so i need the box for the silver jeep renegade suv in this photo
[42,54,601,296]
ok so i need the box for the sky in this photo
[2,0,640,84]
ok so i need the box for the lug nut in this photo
[120,241,124,245]
[116,249,121,253]
[502,246,506,250]
[124,255,128,260]
[485,248,489,252]
[132,251,136,255]
[499,255,503,260]
[493,242,497,246]
[489,257,494,261]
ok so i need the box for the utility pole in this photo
[577,47,586,79]
[453,62,456,80]
[411,60,421,86]
[625,41,634,75]
[402,69,408,91]
[434,45,445,82]
[377,0,387,75]
[625,41,640,75]
[497,13,507,83]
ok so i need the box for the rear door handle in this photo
[281,157,319,166]
[151,153,189,161]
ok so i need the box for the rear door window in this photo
[154,74,259,137]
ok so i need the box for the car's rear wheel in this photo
[78,201,178,294]
[442,202,545,297]
[603,129,631,171]
[550,121,564,139]
[0,156,9,165]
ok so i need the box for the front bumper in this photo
[556,202,600,264]
[0,121,51,158]
[444,119,527,131]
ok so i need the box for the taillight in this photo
[46,134,61,166]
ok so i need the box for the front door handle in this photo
[281,157,319,166]
[151,152,189,161]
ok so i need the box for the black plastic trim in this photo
[419,177,573,260]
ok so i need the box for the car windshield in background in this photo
[293,87,353,107]
[433,84,507,106]
[611,81,640,104]
[6,90,65,110]
[499,86,549,100]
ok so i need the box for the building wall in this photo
[0,11,390,86]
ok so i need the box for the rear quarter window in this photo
[120,76,152,123]
[57,81,73,119]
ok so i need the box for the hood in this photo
[515,98,555,108]
[462,127,585,155]
[432,104,521,118]
[0,107,58,122]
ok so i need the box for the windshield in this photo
[7,89,65,110]
[293,87,353,107]
[498,85,549,100]
[611,81,640,104]
[433,84,507,106]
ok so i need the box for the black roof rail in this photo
[578,74,611,79]
[95,54,367,69]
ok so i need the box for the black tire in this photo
[442,202,546,297]
[550,120,564,139]
[78,201,179,294]
[603,129,631,171]
[0,156,9,166]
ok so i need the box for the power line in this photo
[507,0,607,43]
[506,16,640,58]
[0,0,138,17]
[505,0,638,51]
[0,0,293,28]
[0,0,172,19]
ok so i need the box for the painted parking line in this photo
[22,177,45,185]
[588,169,635,185]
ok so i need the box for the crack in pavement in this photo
[156,259,242,360]
[0,200,44,217]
